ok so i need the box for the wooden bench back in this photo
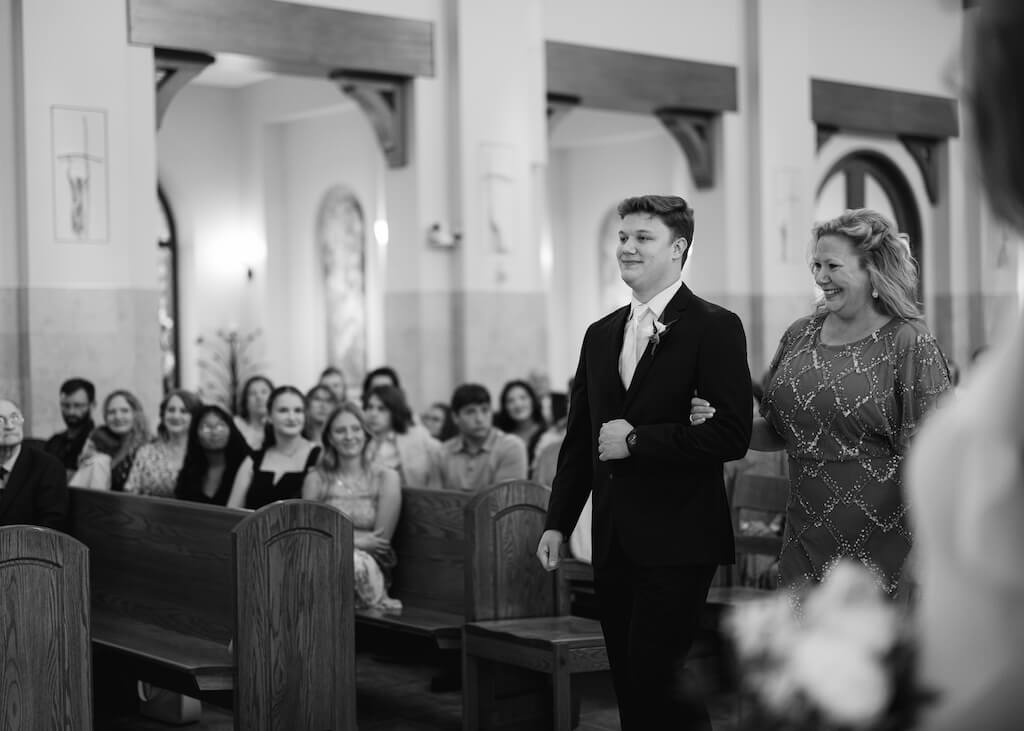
[0,525,92,730]
[389,487,474,615]
[465,480,563,621]
[732,471,789,518]
[234,500,355,731]
[67,487,245,644]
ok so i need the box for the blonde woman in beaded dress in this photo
[692,209,951,596]
[302,401,402,611]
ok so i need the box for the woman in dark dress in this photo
[227,386,320,510]
[175,404,250,506]
[493,379,547,470]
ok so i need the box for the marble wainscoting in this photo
[383,290,460,410]
[383,290,549,408]
[451,290,549,397]
[0,287,26,404]
[19,287,162,437]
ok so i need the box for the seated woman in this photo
[68,425,120,490]
[227,386,320,510]
[234,375,273,451]
[71,390,151,491]
[420,401,458,442]
[302,402,402,611]
[175,404,251,506]
[125,389,201,497]
[303,384,336,441]
[363,385,442,489]
[493,379,547,469]
[318,366,347,404]
[362,366,401,398]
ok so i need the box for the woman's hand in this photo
[690,396,716,426]
[355,530,392,557]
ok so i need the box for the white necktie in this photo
[621,306,653,388]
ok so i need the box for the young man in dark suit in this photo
[537,195,752,730]
[0,398,69,530]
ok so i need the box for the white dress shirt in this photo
[619,276,684,388]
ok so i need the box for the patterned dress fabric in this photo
[124,440,186,497]
[761,313,951,594]
[316,466,401,611]
[110,445,141,493]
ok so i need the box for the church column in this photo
[449,0,549,395]
[4,0,162,433]
[744,0,817,372]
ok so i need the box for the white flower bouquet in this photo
[725,560,934,730]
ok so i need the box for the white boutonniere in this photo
[638,318,677,355]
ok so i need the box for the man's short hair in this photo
[617,195,695,247]
[59,378,95,403]
[451,383,491,414]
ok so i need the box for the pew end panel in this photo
[461,481,595,730]
[234,499,356,731]
[0,525,93,730]
[465,480,564,622]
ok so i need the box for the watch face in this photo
[627,432,638,446]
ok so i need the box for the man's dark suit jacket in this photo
[545,283,753,568]
[0,444,69,531]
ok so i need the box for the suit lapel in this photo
[604,305,630,407]
[622,283,694,411]
[0,448,26,518]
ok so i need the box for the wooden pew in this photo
[354,487,474,649]
[0,525,92,730]
[461,481,604,730]
[67,488,356,729]
[69,487,241,695]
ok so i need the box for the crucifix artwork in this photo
[52,106,108,242]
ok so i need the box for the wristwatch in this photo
[625,429,638,453]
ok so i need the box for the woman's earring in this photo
[872,289,879,299]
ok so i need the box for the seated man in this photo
[44,377,96,478]
[439,383,528,492]
[1,398,69,530]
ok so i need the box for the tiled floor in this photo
[95,636,737,730]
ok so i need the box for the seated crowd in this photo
[2,369,573,609]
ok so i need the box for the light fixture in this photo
[427,222,461,248]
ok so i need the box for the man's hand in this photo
[690,396,716,426]
[536,529,564,571]
[598,419,633,461]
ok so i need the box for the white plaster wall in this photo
[19,0,157,290]
[809,0,962,96]
[543,0,743,66]
[456,0,547,294]
[16,0,161,429]
[158,85,249,392]
[0,0,19,290]
[158,77,387,393]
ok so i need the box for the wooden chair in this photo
[462,480,608,731]
[0,525,92,730]
[234,499,356,731]
[718,471,788,590]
